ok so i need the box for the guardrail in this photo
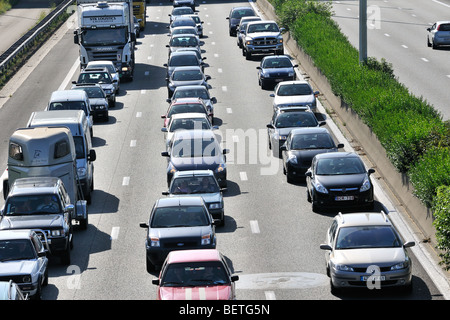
[0,0,75,75]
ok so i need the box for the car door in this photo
[31,234,48,285]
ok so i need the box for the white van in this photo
[27,110,96,204]
[46,90,94,138]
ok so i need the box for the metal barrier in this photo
[0,0,74,75]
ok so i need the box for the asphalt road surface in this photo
[0,0,447,302]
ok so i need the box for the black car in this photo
[162,130,228,187]
[166,66,211,98]
[226,6,256,36]
[257,55,298,90]
[305,152,375,212]
[164,51,206,78]
[139,196,217,272]
[267,107,325,157]
[281,127,344,183]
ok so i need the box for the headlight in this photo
[51,229,65,237]
[278,38,283,43]
[360,175,371,192]
[201,234,211,245]
[168,163,177,174]
[22,275,32,283]
[313,181,328,194]
[335,264,354,272]
[391,258,410,270]
[209,203,222,210]
[245,40,253,45]
[288,154,297,164]
[150,237,160,247]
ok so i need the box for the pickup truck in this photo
[242,20,285,60]
[0,177,74,265]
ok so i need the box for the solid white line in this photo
[250,220,260,234]
[58,58,79,91]
[432,0,450,8]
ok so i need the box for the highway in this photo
[0,0,447,301]
[332,0,450,120]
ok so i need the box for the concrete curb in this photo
[252,0,450,299]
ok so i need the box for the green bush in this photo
[433,186,450,270]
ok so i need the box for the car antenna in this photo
[338,212,344,224]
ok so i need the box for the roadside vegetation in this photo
[0,0,18,15]
[268,0,450,268]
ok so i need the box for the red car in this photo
[152,249,239,300]
[161,98,212,128]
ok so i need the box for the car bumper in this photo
[146,242,216,267]
[247,44,283,54]
[49,236,70,253]
[285,162,310,179]
[330,267,413,290]
[312,189,374,210]
[92,109,109,121]
[207,207,224,223]
[261,75,295,87]
[18,282,39,297]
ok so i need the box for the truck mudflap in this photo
[75,200,89,229]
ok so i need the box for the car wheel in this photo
[261,80,267,90]
[432,40,438,49]
[245,50,252,60]
[330,279,341,295]
[242,48,246,56]
[427,37,432,47]
[146,257,156,273]
[43,268,49,286]
[306,188,312,202]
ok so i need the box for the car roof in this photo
[247,20,277,26]
[87,60,114,66]
[156,196,205,207]
[171,97,204,104]
[169,50,198,58]
[10,177,61,196]
[173,170,215,178]
[170,112,208,120]
[50,90,87,101]
[173,129,216,140]
[335,212,393,228]
[276,106,310,113]
[172,66,202,71]
[0,229,34,241]
[277,80,310,86]
[174,85,207,91]
[290,127,330,135]
[263,55,290,61]
[315,151,360,160]
[166,249,221,264]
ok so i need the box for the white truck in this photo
[74,0,136,81]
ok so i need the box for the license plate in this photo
[275,79,284,82]
[361,275,385,281]
[262,49,270,52]
[335,196,354,201]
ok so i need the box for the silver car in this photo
[270,80,320,112]
[0,230,49,299]
[427,21,450,49]
[320,212,415,294]
[86,60,120,94]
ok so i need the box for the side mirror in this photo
[161,151,169,157]
[266,123,274,129]
[162,191,169,195]
[319,244,332,251]
[403,241,415,248]
[222,148,230,154]
[319,121,326,126]
[305,171,312,177]
[280,145,287,151]
[337,143,344,149]
[205,75,211,81]
[152,279,160,285]
[73,32,79,44]
[161,115,166,118]
[314,91,320,97]
[88,149,96,162]
[256,66,261,70]
[269,93,275,97]
[161,127,168,132]
[231,275,239,282]
[368,168,375,175]
[139,222,149,229]
[211,97,217,104]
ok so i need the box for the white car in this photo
[86,60,120,93]
[320,212,415,294]
[427,21,450,49]
[270,80,319,112]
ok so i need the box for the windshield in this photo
[275,112,318,128]
[173,88,209,100]
[0,239,35,261]
[335,226,402,249]
[78,72,112,84]
[247,23,279,33]
[172,70,203,81]
[277,84,312,96]
[262,58,292,68]
[172,19,196,28]
[170,55,199,67]
[167,103,206,117]
[81,27,127,45]
[172,28,197,36]
[169,118,210,132]
[170,36,199,47]
[315,157,366,175]
[151,206,209,228]
[173,8,194,16]
[291,133,334,150]
[172,138,220,158]
[170,176,220,194]
[161,261,229,287]
[4,194,61,215]
[231,9,254,19]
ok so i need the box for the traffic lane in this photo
[331,0,450,119]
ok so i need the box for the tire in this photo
[146,257,156,273]
[43,268,49,286]
[245,50,252,60]
[60,246,71,265]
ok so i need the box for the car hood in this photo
[274,127,297,136]
[247,31,280,38]
[333,248,406,267]
[316,173,367,189]
[98,83,114,91]
[0,260,37,276]
[159,285,231,300]
[262,67,294,75]
[169,192,222,204]
[150,226,212,238]
[170,80,206,87]
[170,156,223,171]
[0,214,64,230]
[89,98,108,105]
[273,95,315,106]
